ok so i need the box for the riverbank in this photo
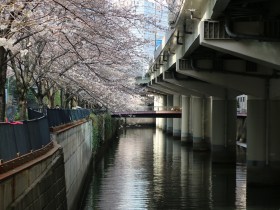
[0,113,120,210]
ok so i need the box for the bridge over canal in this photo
[111,106,182,118]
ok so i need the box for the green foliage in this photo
[90,113,119,154]
[54,91,61,107]
[90,113,104,153]
[14,112,20,121]
[104,113,118,140]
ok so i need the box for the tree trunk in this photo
[18,99,27,120]
[49,94,55,108]
[64,91,71,109]
[37,94,44,108]
[17,88,28,120]
[61,88,66,108]
[0,47,7,122]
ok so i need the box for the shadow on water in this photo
[81,127,280,210]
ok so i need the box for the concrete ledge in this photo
[50,119,87,134]
[0,142,64,210]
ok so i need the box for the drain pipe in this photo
[225,16,280,42]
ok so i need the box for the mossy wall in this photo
[90,113,119,155]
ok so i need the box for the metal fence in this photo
[28,108,45,119]
[0,108,91,163]
[47,108,91,127]
[0,116,51,162]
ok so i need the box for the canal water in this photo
[81,127,280,210]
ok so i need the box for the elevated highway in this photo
[148,0,280,185]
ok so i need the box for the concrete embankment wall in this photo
[0,144,67,210]
[51,120,93,210]
[0,119,93,210]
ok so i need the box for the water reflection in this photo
[236,163,247,209]
[82,127,280,210]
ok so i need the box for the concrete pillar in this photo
[158,95,164,129]
[192,96,209,151]
[204,97,212,147]
[154,95,165,129]
[211,97,236,163]
[247,97,280,185]
[162,95,167,132]
[268,99,280,167]
[154,95,159,128]
[166,95,173,134]
[226,97,237,155]
[181,95,191,143]
[160,95,167,130]
[173,94,181,138]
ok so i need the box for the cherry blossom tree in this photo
[0,1,37,121]
[0,0,171,121]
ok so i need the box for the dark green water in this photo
[81,127,280,210]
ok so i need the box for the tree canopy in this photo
[0,0,172,120]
